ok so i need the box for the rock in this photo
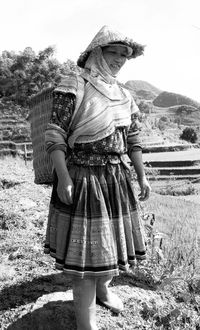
[19,198,37,210]
[0,264,16,282]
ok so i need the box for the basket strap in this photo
[69,75,85,130]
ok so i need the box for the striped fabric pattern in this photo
[45,93,142,156]
[68,82,138,148]
[44,162,146,278]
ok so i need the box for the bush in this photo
[158,116,170,131]
[155,182,197,196]
[138,100,152,113]
[180,127,198,143]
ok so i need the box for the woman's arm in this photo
[50,149,74,205]
[129,150,151,201]
[45,92,76,205]
[127,110,151,201]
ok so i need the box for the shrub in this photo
[154,182,197,196]
[138,100,153,113]
[158,116,170,131]
[180,127,198,143]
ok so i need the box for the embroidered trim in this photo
[68,152,122,166]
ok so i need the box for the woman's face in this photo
[102,45,127,75]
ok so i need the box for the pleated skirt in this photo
[44,162,146,278]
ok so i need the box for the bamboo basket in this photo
[29,75,85,184]
[30,87,54,184]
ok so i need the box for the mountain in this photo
[124,80,200,129]
[153,91,200,109]
[125,80,161,100]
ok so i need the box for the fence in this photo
[0,141,33,163]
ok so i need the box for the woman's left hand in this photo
[138,176,151,201]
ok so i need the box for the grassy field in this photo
[0,156,200,329]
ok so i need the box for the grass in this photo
[137,191,200,293]
[129,191,200,329]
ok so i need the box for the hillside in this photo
[0,100,30,143]
[0,78,200,160]
[153,91,200,108]
[148,104,200,128]
[125,80,161,100]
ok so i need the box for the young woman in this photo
[44,25,151,330]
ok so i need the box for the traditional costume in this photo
[44,26,146,279]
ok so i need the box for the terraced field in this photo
[143,148,200,180]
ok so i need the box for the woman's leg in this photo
[96,276,123,313]
[72,277,98,330]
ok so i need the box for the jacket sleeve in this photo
[45,73,80,154]
[45,91,76,154]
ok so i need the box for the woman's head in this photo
[84,46,125,82]
[101,44,131,75]
[77,25,145,69]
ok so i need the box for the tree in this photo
[0,46,78,106]
[180,127,198,143]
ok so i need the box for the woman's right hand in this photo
[49,150,74,205]
[57,174,74,205]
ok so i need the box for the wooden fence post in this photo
[24,143,27,165]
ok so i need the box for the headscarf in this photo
[67,48,135,147]
[81,47,126,101]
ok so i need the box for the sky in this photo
[1,0,200,102]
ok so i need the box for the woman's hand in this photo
[138,176,151,202]
[49,150,74,205]
[57,174,74,205]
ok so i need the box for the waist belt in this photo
[68,152,122,166]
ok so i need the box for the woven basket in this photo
[30,75,85,185]
[30,87,54,184]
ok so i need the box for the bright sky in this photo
[1,0,200,102]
